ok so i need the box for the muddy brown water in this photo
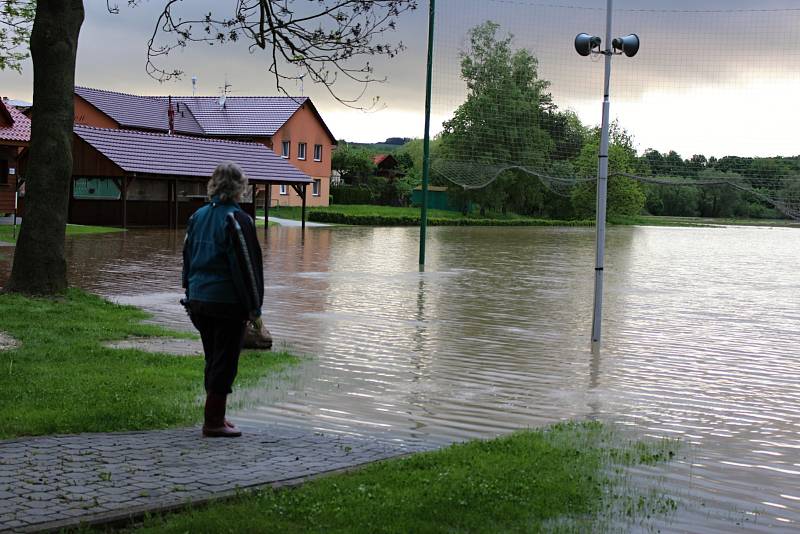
[1,224,798,531]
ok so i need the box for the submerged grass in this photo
[0,289,295,439]
[263,206,796,229]
[131,421,679,533]
[0,224,125,243]
[262,205,593,227]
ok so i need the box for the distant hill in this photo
[340,137,413,154]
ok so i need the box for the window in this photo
[312,179,321,197]
[72,177,121,200]
[0,160,8,185]
[281,141,290,158]
[279,184,287,195]
[298,143,307,160]
[313,144,323,162]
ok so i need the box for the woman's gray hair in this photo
[207,162,248,202]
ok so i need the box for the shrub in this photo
[307,211,594,227]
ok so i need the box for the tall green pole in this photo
[419,0,435,268]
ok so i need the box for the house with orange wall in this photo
[73,87,336,208]
[0,99,30,216]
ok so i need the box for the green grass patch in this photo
[255,218,280,228]
[0,224,125,243]
[0,289,296,438]
[261,205,594,227]
[260,206,797,229]
[132,421,678,533]
[609,215,799,228]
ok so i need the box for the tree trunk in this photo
[6,1,84,295]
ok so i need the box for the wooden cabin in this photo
[0,99,30,216]
[69,125,313,228]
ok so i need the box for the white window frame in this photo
[313,144,323,162]
[298,142,307,161]
[281,141,290,159]
[312,179,321,197]
[279,184,287,195]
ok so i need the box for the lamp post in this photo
[575,0,639,348]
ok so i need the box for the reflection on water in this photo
[1,224,799,531]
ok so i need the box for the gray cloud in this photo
[2,0,799,152]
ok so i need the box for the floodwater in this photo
[2,224,799,531]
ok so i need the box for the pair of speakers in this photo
[574,33,640,57]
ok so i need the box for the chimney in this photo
[167,95,175,135]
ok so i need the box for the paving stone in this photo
[0,422,438,533]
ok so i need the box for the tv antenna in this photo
[218,76,232,109]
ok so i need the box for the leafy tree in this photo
[1,0,415,295]
[438,21,554,215]
[571,124,646,219]
[696,170,744,218]
[331,143,376,184]
[0,0,34,72]
[643,183,701,217]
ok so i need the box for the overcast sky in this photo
[2,0,799,157]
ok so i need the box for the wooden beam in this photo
[121,176,128,228]
[174,179,179,228]
[67,177,74,223]
[289,183,309,231]
[264,183,271,236]
[301,184,307,231]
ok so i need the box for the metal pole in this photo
[419,0,436,268]
[591,0,614,347]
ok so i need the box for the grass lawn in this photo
[260,205,593,227]
[0,289,296,439]
[132,421,678,533]
[610,214,798,228]
[0,224,125,243]
[255,218,280,228]
[261,206,797,229]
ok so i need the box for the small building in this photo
[73,87,336,209]
[411,185,464,212]
[372,154,402,178]
[0,98,30,216]
[68,125,313,228]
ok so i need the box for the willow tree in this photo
[1,0,415,295]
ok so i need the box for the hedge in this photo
[307,211,595,227]
[330,186,373,205]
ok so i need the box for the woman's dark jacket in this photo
[182,196,263,319]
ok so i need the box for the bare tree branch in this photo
[143,0,417,109]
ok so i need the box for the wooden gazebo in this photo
[70,125,314,229]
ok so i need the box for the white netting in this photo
[429,1,800,220]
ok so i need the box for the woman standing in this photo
[182,162,264,438]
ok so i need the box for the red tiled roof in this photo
[73,125,313,184]
[74,87,336,140]
[373,154,397,167]
[0,99,31,144]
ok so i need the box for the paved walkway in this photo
[260,216,330,227]
[0,423,434,533]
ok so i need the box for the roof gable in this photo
[74,87,335,140]
[73,125,312,184]
[75,87,204,135]
[170,95,307,137]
